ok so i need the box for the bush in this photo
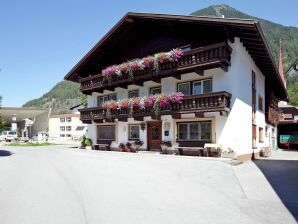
[126,142,132,147]
[119,143,125,148]
[134,140,144,146]
[161,141,172,147]
[81,135,86,146]
[84,138,92,146]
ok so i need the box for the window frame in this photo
[60,126,65,131]
[177,78,212,95]
[97,125,116,141]
[60,134,65,137]
[66,126,72,131]
[129,124,140,140]
[66,117,72,122]
[177,121,212,141]
[258,95,263,112]
[98,94,117,106]
[149,86,162,95]
[60,118,65,123]
[128,90,139,98]
[259,127,264,143]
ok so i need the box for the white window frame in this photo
[129,124,140,140]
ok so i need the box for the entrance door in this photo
[147,121,162,150]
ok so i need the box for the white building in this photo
[64,13,287,160]
[49,114,87,140]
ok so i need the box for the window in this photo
[259,127,264,143]
[97,125,115,140]
[128,90,139,98]
[60,126,65,131]
[66,117,72,122]
[60,134,65,137]
[98,94,117,106]
[76,126,86,131]
[150,86,161,95]
[129,124,140,140]
[66,134,71,137]
[258,95,263,111]
[177,121,211,141]
[177,82,191,95]
[178,79,212,95]
[60,118,65,122]
[66,126,72,131]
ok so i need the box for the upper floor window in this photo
[258,95,263,112]
[66,117,72,122]
[98,94,117,106]
[128,90,139,98]
[150,86,161,95]
[177,79,212,95]
[60,118,65,122]
[66,126,72,131]
[60,126,65,131]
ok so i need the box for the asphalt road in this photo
[0,145,296,224]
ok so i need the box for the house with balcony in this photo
[64,13,288,160]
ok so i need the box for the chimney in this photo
[278,39,286,88]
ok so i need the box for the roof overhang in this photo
[64,12,288,101]
[0,107,50,124]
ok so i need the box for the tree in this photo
[0,96,6,130]
[288,83,298,106]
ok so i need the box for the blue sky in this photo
[0,0,297,107]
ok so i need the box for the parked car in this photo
[0,131,17,142]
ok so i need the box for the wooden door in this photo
[147,121,162,150]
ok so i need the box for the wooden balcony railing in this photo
[79,91,231,123]
[79,42,232,94]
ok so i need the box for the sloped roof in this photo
[64,12,288,100]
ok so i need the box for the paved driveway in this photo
[0,146,296,224]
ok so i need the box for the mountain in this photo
[23,81,86,114]
[192,4,298,105]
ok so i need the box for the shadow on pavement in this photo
[254,159,298,221]
[0,150,13,157]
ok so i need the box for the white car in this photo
[0,131,17,142]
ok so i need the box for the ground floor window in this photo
[177,121,211,141]
[60,134,65,137]
[97,125,115,140]
[129,124,140,140]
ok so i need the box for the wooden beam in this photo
[195,112,204,118]
[105,118,115,123]
[134,117,144,121]
[117,117,127,122]
[220,63,228,72]
[194,68,204,76]
[94,119,103,123]
[224,26,235,43]
[173,73,182,80]
[151,115,161,120]
[82,120,92,124]
[172,113,181,119]
[152,77,161,83]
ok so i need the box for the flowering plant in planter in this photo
[101,93,184,118]
[101,48,183,80]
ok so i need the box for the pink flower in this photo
[109,100,117,110]
[119,99,129,109]
[133,97,141,107]
[169,92,184,103]
[159,95,170,107]
[143,56,154,68]
[102,102,107,109]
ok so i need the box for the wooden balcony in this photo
[79,91,232,123]
[79,42,232,94]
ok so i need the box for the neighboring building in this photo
[0,107,50,138]
[64,13,288,160]
[286,58,298,78]
[278,105,298,149]
[49,114,87,140]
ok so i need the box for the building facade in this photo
[49,114,87,140]
[64,13,287,160]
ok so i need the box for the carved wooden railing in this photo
[79,42,232,92]
[79,91,231,122]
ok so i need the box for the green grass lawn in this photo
[5,142,60,147]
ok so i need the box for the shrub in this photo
[126,142,132,147]
[84,138,92,146]
[119,143,125,148]
[134,140,144,146]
